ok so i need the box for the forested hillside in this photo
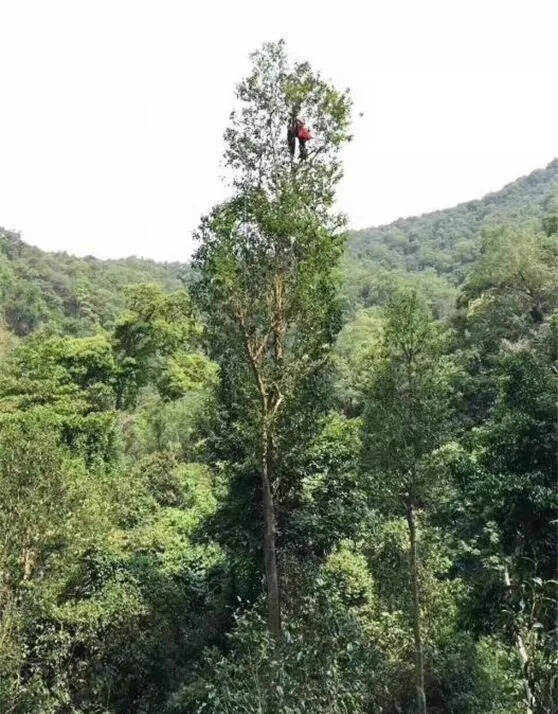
[347,158,558,282]
[0,228,185,336]
[342,159,558,316]
[2,160,556,338]
[0,42,556,714]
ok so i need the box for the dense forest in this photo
[0,41,556,714]
[0,229,185,338]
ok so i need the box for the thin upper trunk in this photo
[272,275,286,363]
[261,419,281,639]
[406,500,427,714]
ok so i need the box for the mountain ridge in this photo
[347,157,558,285]
[1,158,557,335]
[357,158,558,232]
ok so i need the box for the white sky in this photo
[0,0,557,262]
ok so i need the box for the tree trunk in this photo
[503,566,535,713]
[406,501,427,714]
[237,310,282,640]
[261,421,281,639]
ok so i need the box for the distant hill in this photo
[346,158,558,284]
[1,159,556,335]
[0,229,186,336]
[341,159,558,314]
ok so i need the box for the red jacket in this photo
[297,126,312,141]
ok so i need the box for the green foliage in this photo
[292,413,371,553]
[541,185,558,236]
[0,413,227,713]
[458,227,557,354]
[177,575,380,714]
[0,413,103,712]
[323,540,376,609]
[0,227,185,336]
[361,289,458,511]
[113,284,217,406]
[121,388,212,461]
[0,271,224,713]
[0,333,120,463]
[0,41,555,714]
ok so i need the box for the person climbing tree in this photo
[296,118,312,160]
[287,113,312,161]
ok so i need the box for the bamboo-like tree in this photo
[193,40,352,638]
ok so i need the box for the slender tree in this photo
[360,290,457,713]
[193,40,351,638]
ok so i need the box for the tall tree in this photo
[360,290,457,714]
[193,40,351,638]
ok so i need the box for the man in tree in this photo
[288,115,312,160]
[296,117,312,159]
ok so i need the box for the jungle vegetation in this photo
[0,41,556,714]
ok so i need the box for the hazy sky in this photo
[1,0,557,262]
